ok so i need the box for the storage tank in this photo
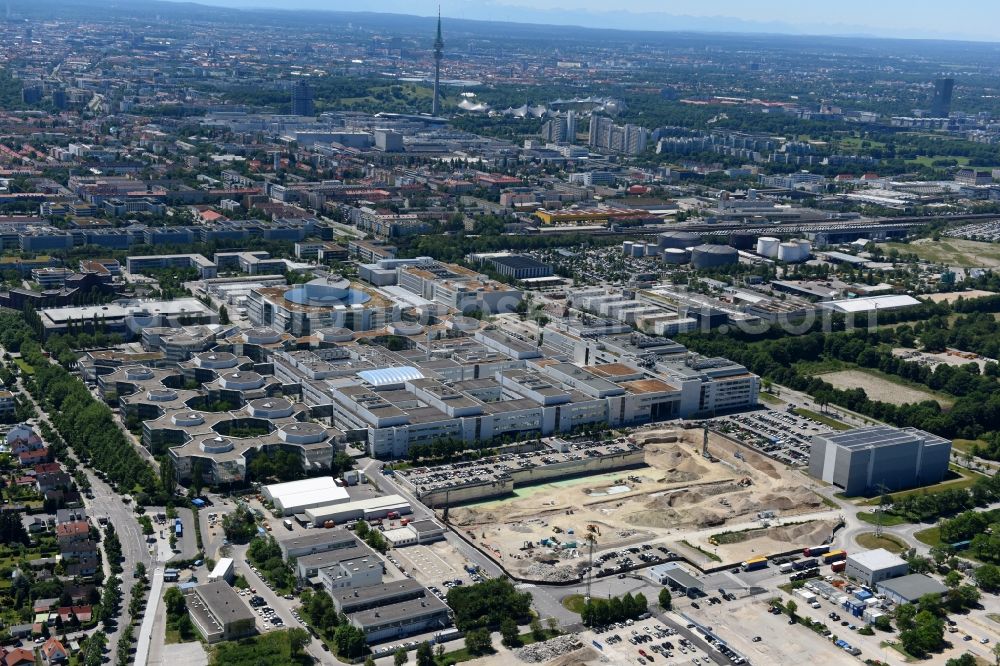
[622,241,634,256]
[662,248,690,264]
[729,232,756,250]
[756,236,780,258]
[796,239,812,257]
[690,244,738,269]
[658,230,701,250]
[645,243,660,256]
[630,243,645,257]
[778,242,805,263]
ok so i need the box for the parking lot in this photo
[710,408,828,466]
[390,541,484,590]
[592,544,680,578]
[684,594,855,665]
[586,618,722,665]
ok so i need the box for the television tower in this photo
[432,8,443,116]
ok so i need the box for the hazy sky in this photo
[165,0,1000,41]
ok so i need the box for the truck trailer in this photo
[823,550,847,564]
[742,556,768,571]
[803,545,831,557]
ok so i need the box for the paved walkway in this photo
[134,567,164,666]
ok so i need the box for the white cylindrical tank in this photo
[756,236,780,258]
[662,248,690,264]
[630,243,645,257]
[622,241,634,256]
[645,243,659,256]
[796,239,812,257]
[778,242,804,262]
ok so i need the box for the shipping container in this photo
[742,556,768,571]
[831,561,846,573]
[779,563,795,574]
[283,519,293,530]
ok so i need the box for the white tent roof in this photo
[357,366,424,387]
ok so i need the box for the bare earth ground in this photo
[444,429,826,578]
[883,238,1000,268]
[893,347,993,371]
[817,369,951,407]
[709,519,837,563]
[923,290,998,303]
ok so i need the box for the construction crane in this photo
[585,531,597,602]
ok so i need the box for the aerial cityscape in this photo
[0,1,998,665]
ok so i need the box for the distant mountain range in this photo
[149,0,995,42]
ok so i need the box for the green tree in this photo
[415,642,434,666]
[975,563,1000,592]
[287,627,310,655]
[159,456,176,496]
[501,617,521,648]
[945,570,963,588]
[658,587,672,610]
[465,628,493,655]
[786,600,798,621]
[394,648,408,665]
[334,624,367,659]
[529,616,544,641]
[218,305,230,325]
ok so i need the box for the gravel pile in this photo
[525,562,579,582]
[514,635,583,662]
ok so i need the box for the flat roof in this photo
[351,593,450,629]
[848,548,907,571]
[877,574,948,600]
[649,562,703,590]
[490,254,550,271]
[191,581,255,625]
[265,477,350,508]
[208,557,234,579]
[336,579,425,608]
[278,529,357,552]
[304,494,410,520]
[821,426,950,451]
[820,294,921,313]
[41,298,213,324]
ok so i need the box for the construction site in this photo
[445,427,834,581]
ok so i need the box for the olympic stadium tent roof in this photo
[357,366,424,387]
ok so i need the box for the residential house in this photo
[40,637,68,664]
[2,647,36,666]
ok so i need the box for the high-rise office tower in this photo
[291,79,314,117]
[432,9,444,116]
[931,78,954,117]
[565,110,577,143]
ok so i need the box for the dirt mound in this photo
[769,520,831,542]
[545,647,599,666]
[645,443,711,482]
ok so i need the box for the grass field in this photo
[817,368,954,408]
[856,532,908,554]
[952,439,989,456]
[758,392,783,406]
[562,594,587,614]
[860,466,987,506]
[793,408,852,431]
[904,155,971,167]
[914,526,943,548]
[13,358,33,375]
[857,511,910,526]
[880,238,1000,268]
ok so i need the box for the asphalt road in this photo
[12,354,157,664]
